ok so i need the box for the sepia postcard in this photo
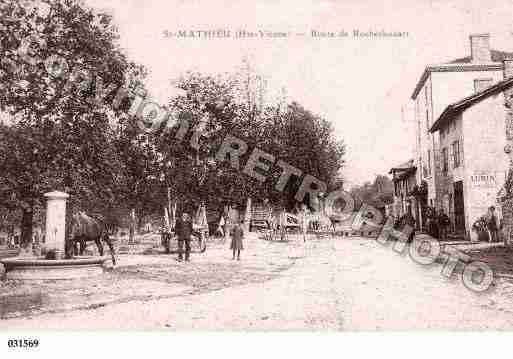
[2,0,513,357]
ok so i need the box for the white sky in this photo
[86,0,513,188]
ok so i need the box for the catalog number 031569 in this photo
[7,338,39,349]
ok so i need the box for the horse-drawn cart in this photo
[160,225,207,254]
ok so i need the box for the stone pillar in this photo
[43,191,69,259]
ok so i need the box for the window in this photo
[427,149,431,176]
[442,147,448,174]
[452,140,461,168]
[474,78,493,93]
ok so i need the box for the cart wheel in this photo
[191,232,207,253]
[198,236,207,253]
[163,233,171,253]
[160,232,166,247]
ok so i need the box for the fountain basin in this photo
[0,256,109,281]
[0,248,20,259]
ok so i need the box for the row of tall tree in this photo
[0,0,345,249]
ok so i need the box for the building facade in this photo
[429,73,513,238]
[389,159,420,227]
[411,33,513,233]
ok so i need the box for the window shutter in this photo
[448,145,453,170]
[459,139,463,167]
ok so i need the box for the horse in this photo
[69,211,117,265]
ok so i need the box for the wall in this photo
[414,68,503,210]
[500,65,513,240]
[414,76,436,205]
[462,93,508,236]
[392,170,417,218]
[433,69,503,209]
[431,70,503,120]
[437,114,464,229]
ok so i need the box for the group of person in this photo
[171,203,500,261]
[174,212,245,262]
[425,207,451,240]
[394,205,452,242]
[416,205,500,243]
[394,208,416,242]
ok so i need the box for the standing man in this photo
[486,206,499,243]
[438,209,450,241]
[175,212,193,262]
[428,207,439,239]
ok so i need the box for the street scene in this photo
[4,235,513,330]
[4,0,513,344]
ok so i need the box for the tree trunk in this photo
[137,209,145,231]
[8,223,15,244]
[128,208,136,244]
[167,187,172,224]
[64,201,74,258]
[19,206,33,254]
[129,224,135,244]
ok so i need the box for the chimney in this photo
[504,57,513,79]
[470,34,491,63]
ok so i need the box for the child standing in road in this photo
[230,219,244,260]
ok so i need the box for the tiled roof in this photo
[447,50,513,64]
[411,63,504,100]
[410,49,513,100]
[388,159,416,174]
[429,76,513,133]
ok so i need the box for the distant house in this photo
[389,160,418,226]
[428,67,513,238]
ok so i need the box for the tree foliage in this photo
[156,72,346,212]
[0,1,347,248]
[0,0,144,246]
[350,174,394,211]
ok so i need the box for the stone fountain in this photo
[0,191,108,280]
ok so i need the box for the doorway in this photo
[453,181,465,232]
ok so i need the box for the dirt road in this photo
[2,237,513,330]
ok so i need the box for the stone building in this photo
[411,33,513,230]
[428,62,513,239]
[499,58,513,244]
[389,159,419,225]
